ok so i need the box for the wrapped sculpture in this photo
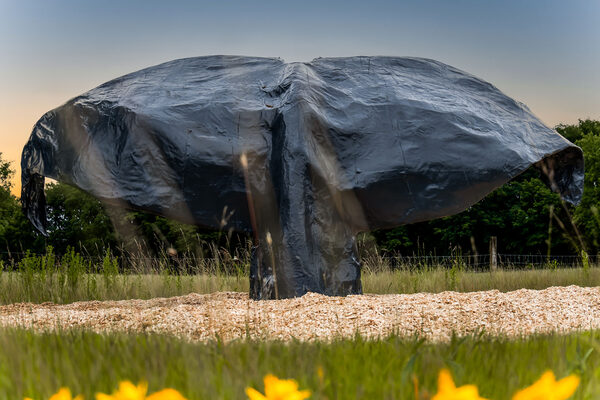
[21,56,584,299]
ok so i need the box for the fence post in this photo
[489,236,498,270]
[470,236,478,267]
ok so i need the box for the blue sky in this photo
[0,0,599,192]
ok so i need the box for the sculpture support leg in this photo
[246,109,364,300]
[249,232,362,300]
[247,159,363,298]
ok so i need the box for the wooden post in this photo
[470,236,478,268]
[489,236,498,271]
[546,205,554,261]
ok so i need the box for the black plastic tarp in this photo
[21,56,584,299]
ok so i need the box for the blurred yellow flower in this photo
[512,371,579,400]
[246,374,311,400]
[96,381,147,400]
[316,366,325,387]
[24,387,84,400]
[432,369,487,400]
[146,389,187,400]
[95,381,187,400]
[316,366,324,382]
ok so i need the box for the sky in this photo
[1,0,599,196]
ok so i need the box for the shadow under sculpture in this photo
[21,56,584,300]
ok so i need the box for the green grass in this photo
[363,266,600,294]
[2,247,597,304]
[0,271,250,304]
[0,265,599,304]
[2,251,598,399]
[0,328,598,399]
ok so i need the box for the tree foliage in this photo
[0,153,44,256]
[44,182,117,255]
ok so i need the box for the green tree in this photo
[0,153,44,256]
[44,182,117,256]
[571,124,600,252]
[556,119,600,142]
[0,155,12,192]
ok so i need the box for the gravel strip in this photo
[0,286,598,342]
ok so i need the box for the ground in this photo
[1,266,599,399]
[1,285,598,342]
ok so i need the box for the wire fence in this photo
[0,249,596,273]
[376,253,596,271]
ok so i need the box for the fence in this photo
[374,253,597,271]
[1,249,596,274]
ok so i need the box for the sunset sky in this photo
[1,0,599,196]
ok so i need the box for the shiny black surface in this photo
[22,56,584,298]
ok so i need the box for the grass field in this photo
[2,251,597,399]
[0,264,598,304]
[0,328,596,399]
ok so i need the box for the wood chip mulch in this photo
[0,286,598,342]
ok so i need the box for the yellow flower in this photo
[24,387,84,400]
[146,389,187,400]
[246,374,311,400]
[95,381,187,400]
[512,371,579,400]
[432,369,487,400]
[96,381,147,400]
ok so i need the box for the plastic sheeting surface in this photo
[21,56,584,299]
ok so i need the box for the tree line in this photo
[1,119,599,260]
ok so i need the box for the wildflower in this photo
[246,374,311,400]
[432,369,487,400]
[24,387,84,400]
[95,381,187,400]
[512,371,579,400]
[96,381,147,400]
[145,389,187,400]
